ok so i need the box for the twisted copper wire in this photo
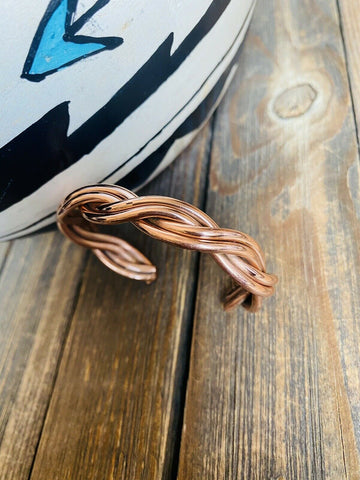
[57,184,277,312]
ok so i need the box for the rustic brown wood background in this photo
[1,0,360,478]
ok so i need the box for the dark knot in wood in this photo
[57,185,277,312]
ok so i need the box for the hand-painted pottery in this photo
[0,0,255,240]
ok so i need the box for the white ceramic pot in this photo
[0,0,255,240]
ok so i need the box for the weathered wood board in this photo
[27,127,212,480]
[0,235,87,479]
[177,0,360,478]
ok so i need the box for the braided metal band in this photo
[57,185,277,312]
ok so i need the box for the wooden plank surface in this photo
[0,234,87,479]
[28,127,212,479]
[177,0,360,478]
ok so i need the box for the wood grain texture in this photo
[0,233,87,480]
[337,0,360,131]
[178,0,360,478]
[29,127,212,480]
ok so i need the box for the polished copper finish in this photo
[57,184,277,312]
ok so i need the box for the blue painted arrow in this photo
[22,0,123,81]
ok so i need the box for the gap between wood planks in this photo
[335,0,360,154]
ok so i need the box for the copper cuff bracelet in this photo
[57,184,277,312]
